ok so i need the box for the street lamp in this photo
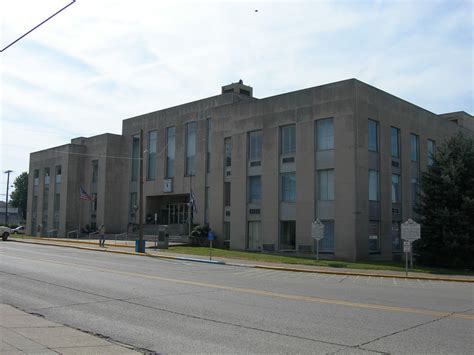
[4,170,13,226]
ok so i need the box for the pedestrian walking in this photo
[99,224,106,247]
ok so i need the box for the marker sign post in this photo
[401,219,420,275]
[208,230,215,261]
[311,219,325,260]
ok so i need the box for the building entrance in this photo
[146,194,190,226]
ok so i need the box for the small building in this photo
[26,79,473,261]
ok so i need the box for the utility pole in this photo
[138,129,145,252]
[4,170,12,225]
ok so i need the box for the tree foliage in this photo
[10,172,28,220]
[414,132,474,269]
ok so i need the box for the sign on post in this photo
[401,219,420,274]
[208,230,215,261]
[311,219,325,260]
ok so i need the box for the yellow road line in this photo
[2,251,473,321]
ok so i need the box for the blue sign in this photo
[208,230,215,241]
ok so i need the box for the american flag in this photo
[80,187,94,201]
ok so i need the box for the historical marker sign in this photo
[311,219,325,241]
[401,219,420,242]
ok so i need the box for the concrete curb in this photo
[9,239,225,265]
[9,239,473,283]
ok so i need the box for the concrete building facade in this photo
[26,79,473,261]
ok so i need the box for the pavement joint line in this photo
[9,238,474,283]
[2,249,474,321]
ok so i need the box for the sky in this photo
[0,0,472,198]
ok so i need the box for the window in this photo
[225,137,232,167]
[186,122,197,175]
[166,127,175,178]
[411,177,419,209]
[281,172,296,202]
[92,160,98,183]
[368,170,379,201]
[224,222,231,243]
[55,165,62,184]
[147,131,157,180]
[224,182,231,207]
[92,193,98,212]
[392,222,401,252]
[427,139,436,166]
[207,119,212,173]
[280,220,296,250]
[368,119,378,152]
[391,174,401,203]
[34,169,39,186]
[316,118,334,150]
[248,130,262,161]
[391,127,400,158]
[281,124,296,155]
[410,133,419,162]
[44,168,50,185]
[369,221,380,253]
[248,176,262,204]
[318,169,334,200]
[131,135,139,181]
[318,220,334,252]
[248,221,261,249]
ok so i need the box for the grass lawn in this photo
[162,245,474,276]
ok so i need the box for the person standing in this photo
[99,224,105,247]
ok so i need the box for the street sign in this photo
[403,240,411,253]
[311,219,325,241]
[401,219,420,242]
[208,230,215,241]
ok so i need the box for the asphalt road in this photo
[1,242,472,354]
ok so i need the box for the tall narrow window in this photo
[319,220,335,252]
[248,130,262,161]
[391,127,400,158]
[248,176,262,204]
[316,118,334,150]
[225,137,232,167]
[280,220,296,250]
[131,135,139,181]
[369,221,380,253]
[248,221,261,249]
[55,165,62,184]
[166,127,175,178]
[44,168,50,185]
[318,169,334,200]
[186,122,197,176]
[427,139,436,166]
[147,130,157,180]
[411,177,419,209]
[410,133,419,162]
[281,172,296,202]
[224,182,231,207]
[281,125,296,155]
[391,174,401,203]
[368,119,378,152]
[206,119,212,173]
[34,169,39,186]
[368,170,379,201]
[92,160,98,183]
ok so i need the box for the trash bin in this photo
[135,239,146,253]
[158,231,169,249]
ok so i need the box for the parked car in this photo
[12,226,25,234]
[0,226,11,241]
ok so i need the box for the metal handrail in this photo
[113,232,127,245]
[88,231,99,242]
[47,229,58,238]
[67,230,78,239]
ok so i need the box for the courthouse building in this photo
[26,79,473,261]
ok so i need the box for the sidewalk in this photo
[9,237,474,283]
[0,304,140,354]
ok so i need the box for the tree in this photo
[414,132,474,269]
[10,172,28,220]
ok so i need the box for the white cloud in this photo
[0,0,472,191]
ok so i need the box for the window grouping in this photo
[391,127,400,158]
[316,118,334,150]
[186,122,197,176]
[281,172,296,202]
[166,127,176,178]
[248,130,262,161]
[368,119,379,152]
[248,176,262,204]
[147,131,157,180]
[410,133,419,162]
[281,125,296,155]
[318,169,334,201]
